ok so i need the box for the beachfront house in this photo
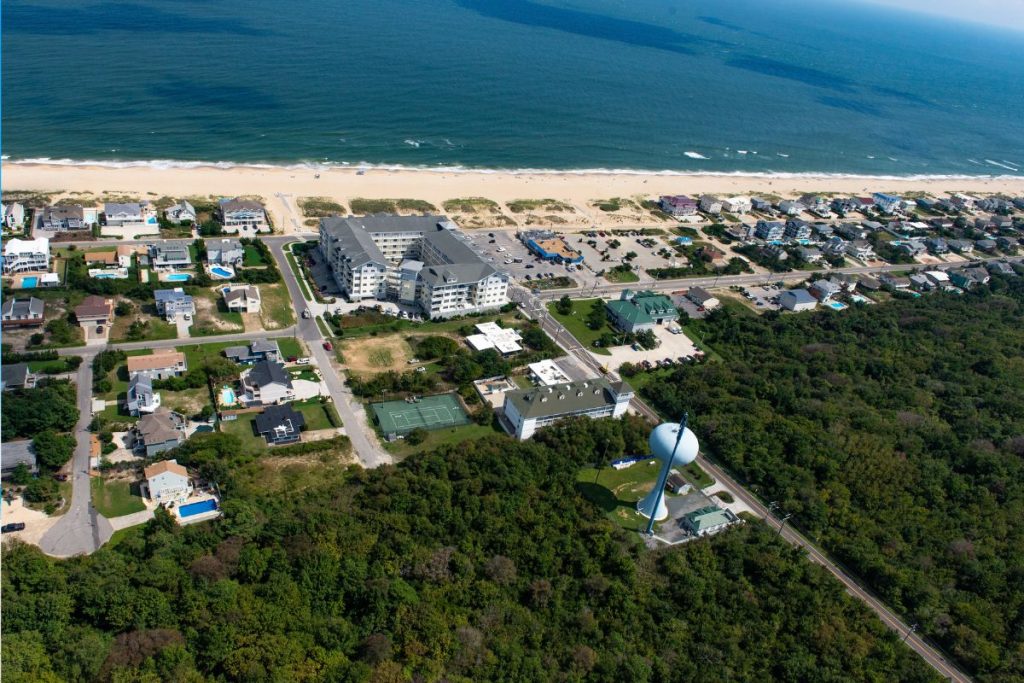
[722,196,751,214]
[165,201,197,224]
[222,284,261,313]
[3,202,26,229]
[154,288,195,322]
[784,220,811,240]
[40,205,87,231]
[218,198,269,233]
[255,404,306,445]
[144,459,192,504]
[2,237,50,274]
[699,195,723,215]
[224,339,283,365]
[149,244,191,270]
[778,200,805,216]
[899,240,927,257]
[127,349,188,380]
[207,238,244,266]
[809,279,841,302]
[823,236,848,257]
[103,201,154,227]
[926,237,950,254]
[133,408,187,457]
[659,195,698,217]
[1,297,45,328]
[240,360,295,405]
[605,289,678,333]
[797,247,823,263]
[126,373,161,416]
[873,193,902,214]
[502,378,633,440]
[750,197,773,213]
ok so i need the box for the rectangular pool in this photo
[827,301,848,311]
[21,276,38,288]
[165,273,191,282]
[179,499,218,518]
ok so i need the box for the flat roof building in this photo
[502,378,633,440]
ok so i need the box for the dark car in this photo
[323,341,333,351]
[2,523,26,534]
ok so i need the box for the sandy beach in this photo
[4,161,1023,233]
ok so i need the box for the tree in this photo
[635,329,657,350]
[114,300,134,316]
[556,295,573,315]
[405,428,428,446]
[416,335,459,360]
[33,430,76,471]
[586,300,607,331]
[45,318,79,344]
[10,462,32,485]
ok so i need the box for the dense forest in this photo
[2,419,938,682]
[642,276,1024,681]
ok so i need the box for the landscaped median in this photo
[285,244,313,300]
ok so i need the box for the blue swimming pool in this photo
[94,273,118,279]
[21,276,38,288]
[827,301,848,311]
[179,499,218,518]
[165,273,191,282]
[220,386,237,405]
[211,266,233,278]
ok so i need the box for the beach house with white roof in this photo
[3,202,26,229]
[218,198,269,233]
[165,200,197,224]
[2,237,50,274]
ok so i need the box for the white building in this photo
[722,196,751,214]
[104,201,155,227]
[2,237,50,274]
[3,202,26,229]
[218,198,269,233]
[144,459,192,504]
[465,321,522,354]
[165,200,197,224]
[240,361,295,405]
[527,359,571,386]
[222,284,261,313]
[502,378,633,440]
[320,214,509,318]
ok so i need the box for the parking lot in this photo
[600,324,700,370]
[467,229,593,287]
[569,230,681,278]
[738,285,782,311]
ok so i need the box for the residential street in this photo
[38,355,114,557]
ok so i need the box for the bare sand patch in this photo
[340,335,413,374]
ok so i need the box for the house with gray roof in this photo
[154,288,195,321]
[255,404,306,445]
[41,205,86,231]
[133,408,186,456]
[319,214,509,318]
[779,289,817,312]
[224,339,282,365]
[502,378,633,440]
[149,244,191,270]
[207,238,244,266]
[104,201,153,227]
[240,360,294,405]
[1,297,45,327]
[1,440,38,480]
[126,373,160,416]
[165,200,196,224]
[218,198,268,233]
[1,363,36,391]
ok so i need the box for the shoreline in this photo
[4,160,1024,233]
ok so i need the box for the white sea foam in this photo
[403,139,422,148]
[986,159,1019,172]
[737,150,748,155]
[776,153,789,158]
[684,151,709,159]
[4,156,1021,180]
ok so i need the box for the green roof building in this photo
[605,289,679,333]
[682,505,737,537]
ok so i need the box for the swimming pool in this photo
[827,301,848,311]
[21,276,38,288]
[210,266,233,278]
[94,273,118,279]
[220,386,237,406]
[179,499,218,518]
[165,273,191,282]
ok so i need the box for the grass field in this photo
[243,245,269,267]
[277,337,304,359]
[576,460,661,531]
[27,357,80,374]
[369,348,394,367]
[340,334,412,374]
[110,314,178,343]
[603,268,640,284]
[545,299,613,355]
[383,422,502,457]
[258,283,296,329]
[90,478,146,518]
[219,414,267,452]
[177,341,242,368]
[295,402,335,431]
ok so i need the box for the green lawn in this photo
[576,461,662,532]
[682,461,715,489]
[603,268,640,284]
[285,247,312,300]
[296,403,335,431]
[277,337,304,359]
[289,368,319,382]
[90,478,146,518]
[383,422,503,458]
[177,341,243,368]
[243,244,269,267]
[27,357,80,374]
[545,299,613,355]
[336,311,519,340]
[110,314,178,343]
[218,414,268,452]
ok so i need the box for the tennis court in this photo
[371,393,471,436]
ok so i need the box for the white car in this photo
[296,357,312,365]
[496,247,506,252]
[504,259,514,264]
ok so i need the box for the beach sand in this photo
[4,162,1023,233]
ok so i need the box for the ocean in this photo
[3,0,1023,176]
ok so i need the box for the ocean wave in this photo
[684,151,709,159]
[4,156,1022,180]
[985,159,1019,172]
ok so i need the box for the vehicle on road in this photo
[323,341,333,351]
[302,309,311,319]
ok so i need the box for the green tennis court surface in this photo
[371,394,471,435]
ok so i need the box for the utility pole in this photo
[777,513,792,537]
[903,623,918,643]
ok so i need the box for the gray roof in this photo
[506,377,630,420]
[220,198,265,213]
[251,339,280,355]
[104,202,144,215]
[2,297,44,318]
[1,440,37,471]
[320,216,391,269]
[254,404,305,434]
[137,409,183,444]
[152,244,190,261]
[155,288,191,303]
[128,373,153,393]
[782,289,816,305]
[247,360,292,388]
[224,286,259,303]
[1,363,32,388]
[209,238,243,253]
[44,205,84,220]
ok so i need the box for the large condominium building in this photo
[2,237,50,274]
[319,214,509,318]
[502,378,634,440]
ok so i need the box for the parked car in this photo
[302,309,311,319]
[1,523,26,534]
[296,357,311,365]
[525,264,535,269]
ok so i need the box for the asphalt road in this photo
[38,354,115,557]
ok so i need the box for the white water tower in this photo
[637,415,699,532]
